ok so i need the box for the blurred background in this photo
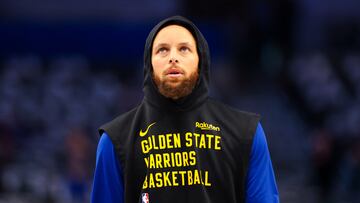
[0,0,360,202]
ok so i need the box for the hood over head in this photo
[143,15,211,112]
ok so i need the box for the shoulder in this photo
[99,105,140,136]
[205,98,261,141]
[206,98,261,122]
[96,133,119,167]
[251,123,269,156]
[97,132,114,153]
[97,104,142,152]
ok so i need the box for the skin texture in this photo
[151,25,199,100]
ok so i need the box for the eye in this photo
[180,46,190,52]
[157,47,168,54]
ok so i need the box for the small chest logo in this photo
[195,121,220,131]
[141,193,149,203]
[139,122,156,137]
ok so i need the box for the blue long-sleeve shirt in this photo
[91,123,279,203]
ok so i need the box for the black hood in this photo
[143,15,211,112]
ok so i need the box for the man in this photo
[91,16,279,203]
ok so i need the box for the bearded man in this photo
[91,16,279,203]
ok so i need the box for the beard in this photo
[152,70,199,100]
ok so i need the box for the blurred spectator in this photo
[343,53,360,97]
[64,128,94,203]
[310,129,336,201]
[289,53,347,115]
[0,122,16,193]
[333,138,360,202]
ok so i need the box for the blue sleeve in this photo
[246,123,280,203]
[91,132,124,203]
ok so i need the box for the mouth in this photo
[165,68,184,77]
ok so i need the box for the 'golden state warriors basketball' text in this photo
[139,122,222,189]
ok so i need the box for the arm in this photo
[246,123,280,203]
[91,132,124,203]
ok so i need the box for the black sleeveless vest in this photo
[99,98,259,203]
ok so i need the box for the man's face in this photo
[151,25,199,100]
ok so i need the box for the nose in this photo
[169,58,179,64]
[169,50,179,64]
